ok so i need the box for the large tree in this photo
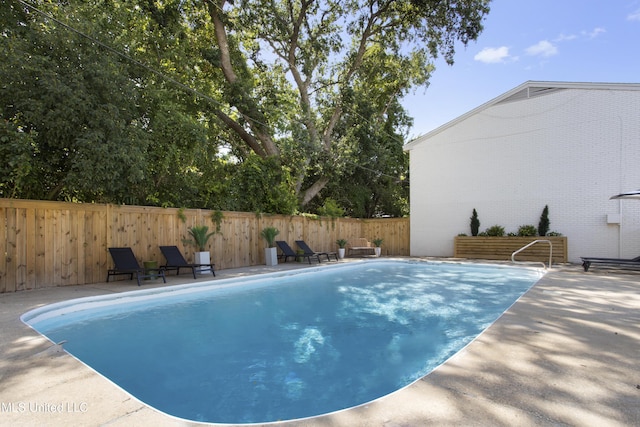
[1,0,490,215]
[0,1,228,205]
[0,1,152,201]
[205,0,490,206]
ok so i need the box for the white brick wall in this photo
[406,84,640,263]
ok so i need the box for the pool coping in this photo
[1,257,639,426]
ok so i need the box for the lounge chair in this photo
[159,245,215,278]
[107,247,167,286]
[276,241,320,264]
[581,255,640,272]
[295,240,338,262]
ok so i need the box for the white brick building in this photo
[403,81,640,263]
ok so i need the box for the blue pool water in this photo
[23,260,543,424]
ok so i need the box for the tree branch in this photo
[208,0,280,157]
[322,1,393,149]
[214,110,268,157]
[209,0,237,84]
[300,176,330,206]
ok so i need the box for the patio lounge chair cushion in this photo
[276,241,320,264]
[159,245,215,278]
[295,240,338,262]
[107,247,167,286]
[580,255,640,272]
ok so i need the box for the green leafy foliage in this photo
[222,155,299,215]
[260,227,280,248]
[0,119,37,198]
[210,211,224,233]
[517,225,538,237]
[317,199,345,218]
[184,225,216,251]
[1,2,152,202]
[485,225,505,237]
[310,93,411,217]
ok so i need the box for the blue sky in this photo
[402,0,640,140]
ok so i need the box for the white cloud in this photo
[555,33,578,42]
[628,9,640,21]
[525,40,558,57]
[554,27,605,43]
[584,27,606,38]
[474,46,511,64]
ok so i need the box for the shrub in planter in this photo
[260,227,280,248]
[485,225,505,237]
[260,227,280,266]
[184,225,215,251]
[183,225,216,274]
[372,238,383,257]
[517,225,538,237]
[336,239,348,259]
[470,209,480,236]
[336,239,348,249]
[538,205,550,237]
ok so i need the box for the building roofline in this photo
[403,81,640,151]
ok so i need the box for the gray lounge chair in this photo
[160,245,215,278]
[107,247,167,286]
[295,240,338,262]
[581,255,640,272]
[276,241,320,264]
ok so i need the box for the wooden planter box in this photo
[454,236,567,263]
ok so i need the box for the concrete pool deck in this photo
[1,258,638,426]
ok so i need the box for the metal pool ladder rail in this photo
[511,239,553,269]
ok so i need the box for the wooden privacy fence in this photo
[0,198,410,293]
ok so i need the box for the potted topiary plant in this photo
[538,205,550,237]
[336,239,348,259]
[372,238,383,257]
[470,208,480,236]
[183,225,215,273]
[260,227,280,266]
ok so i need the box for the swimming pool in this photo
[22,260,543,424]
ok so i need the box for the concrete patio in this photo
[1,259,638,426]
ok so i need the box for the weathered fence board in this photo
[0,199,410,293]
[5,208,17,292]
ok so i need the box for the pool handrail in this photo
[511,239,552,269]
